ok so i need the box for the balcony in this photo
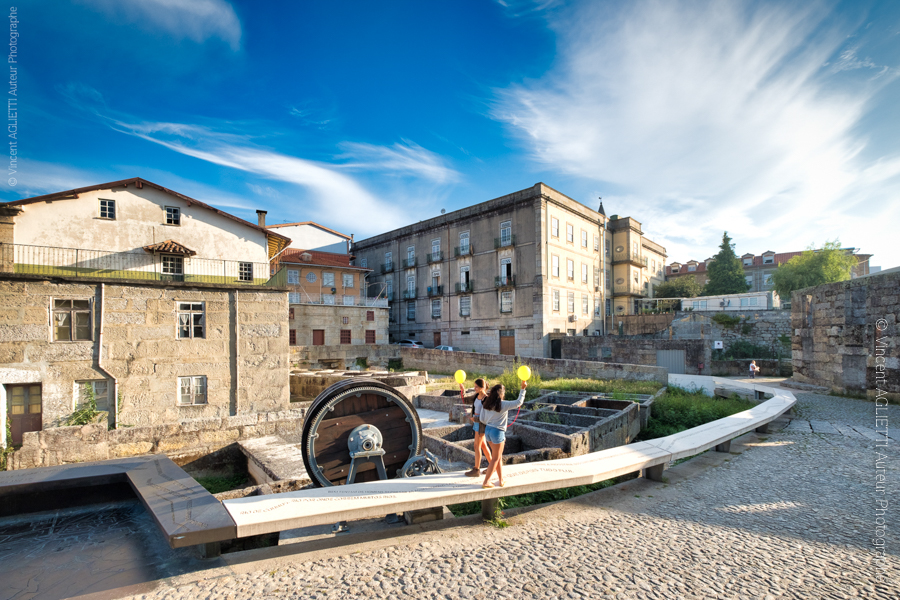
[402,257,417,269]
[495,275,516,288]
[612,282,647,297]
[1,242,276,286]
[612,251,649,267]
[380,262,394,274]
[402,288,418,300]
[427,285,443,297]
[494,235,516,249]
[454,245,474,257]
[427,251,443,264]
[287,291,389,307]
[455,281,473,293]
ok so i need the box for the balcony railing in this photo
[287,291,389,307]
[454,245,473,257]
[403,288,418,300]
[427,251,443,263]
[494,235,516,249]
[427,285,443,297]
[455,281,473,293]
[612,282,647,297]
[1,242,276,285]
[380,262,394,273]
[403,257,417,269]
[612,251,649,267]
[495,275,516,288]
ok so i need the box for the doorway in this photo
[433,332,441,347]
[499,329,515,355]
[7,383,42,445]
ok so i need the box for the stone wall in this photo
[792,269,899,400]
[290,343,401,370]
[288,303,388,347]
[8,407,306,470]
[0,277,290,440]
[400,347,667,384]
[560,336,711,376]
[710,359,790,377]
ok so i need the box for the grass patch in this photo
[195,474,249,494]
[448,477,626,517]
[638,385,756,441]
[427,371,663,400]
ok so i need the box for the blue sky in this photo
[7,0,900,269]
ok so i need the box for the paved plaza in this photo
[2,385,898,600]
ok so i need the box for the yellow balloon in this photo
[517,365,532,381]
[454,370,467,384]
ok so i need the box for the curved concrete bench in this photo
[223,379,795,538]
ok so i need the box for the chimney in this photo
[256,210,267,228]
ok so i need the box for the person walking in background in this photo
[479,380,527,489]
[749,360,759,379]
[459,379,491,477]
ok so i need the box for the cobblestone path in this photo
[126,392,900,600]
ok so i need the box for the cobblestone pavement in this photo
[124,392,900,600]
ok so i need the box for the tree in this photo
[704,232,750,296]
[654,277,704,299]
[771,240,857,300]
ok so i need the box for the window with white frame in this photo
[745,275,753,287]
[459,231,470,254]
[323,272,335,287]
[500,258,512,285]
[178,376,207,405]
[593,234,599,251]
[593,267,600,288]
[162,255,183,275]
[407,275,415,295]
[323,294,335,305]
[460,295,471,316]
[633,241,639,256]
[605,239,610,256]
[581,230,588,247]
[407,246,415,260]
[606,298,612,316]
[688,265,696,272]
[691,300,708,310]
[566,223,574,243]
[567,259,574,280]
[551,217,559,237]
[432,298,441,317]
[385,251,393,269]
[594,297,601,315]
[500,291,513,313]
[460,266,470,290]
[567,291,575,313]
[360,258,367,268]
[99,199,116,219]
[53,299,92,341]
[343,295,355,306]
[432,239,440,254]
[500,220,512,246]
[605,268,611,289]
[763,255,774,264]
[581,263,588,284]
[177,302,205,339]
[407,301,415,320]
[386,279,393,298]
[749,297,758,306]
[239,262,253,282]
[343,273,354,288]
[582,294,589,315]
[552,289,560,311]
[763,273,773,286]
[288,292,301,304]
[76,380,110,412]
[651,259,655,272]
[287,269,300,285]
[552,255,559,278]
[165,206,180,225]
[743,257,753,266]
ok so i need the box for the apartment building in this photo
[666,248,872,293]
[352,183,666,358]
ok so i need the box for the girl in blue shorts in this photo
[459,378,491,477]
[479,380,527,488]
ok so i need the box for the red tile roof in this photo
[281,249,371,271]
[142,240,197,256]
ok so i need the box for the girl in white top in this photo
[480,380,527,488]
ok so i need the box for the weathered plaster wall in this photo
[792,269,899,400]
[560,336,711,376]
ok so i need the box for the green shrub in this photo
[65,385,101,426]
[638,386,755,440]
[387,358,403,371]
[496,362,543,402]
[539,378,663,396]
[712,313,741,328]
[740,323,753,335]
[355,357,368,369]
[725,340,776,359]
[195,474,249,494]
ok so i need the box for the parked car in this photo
[398,339,424,348]
[434,345,458,351]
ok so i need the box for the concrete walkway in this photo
[106,388,898,600]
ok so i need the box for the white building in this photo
[682,290,780,312]
[267,221,351,254]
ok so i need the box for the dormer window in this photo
[763,255,774,264]
[743,257,753,265]
[688,265,696,272]
[99,199,116,220]
[671,267,680,273]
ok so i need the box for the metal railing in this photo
[1,242,274,285]
[454,245,473,257]
[612,251,649,267]
[380,262,394,273]
[494,234,516,249]
[455,281,473,293]
[495,275,516,287]
[427,251,443,263]
[403,288,418,300]
[287,290,389,307]
[427,285,443,297]
[613,282,647,297]
[402,257,417,269]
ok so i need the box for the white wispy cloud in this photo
[77,0,242,50]
[338,139,460,184]
[494,0,900,266]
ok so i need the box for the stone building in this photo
[791,267,899,401]
[352,183,666,358]
[280,249,388,347]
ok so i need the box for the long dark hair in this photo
[482,384,505,412]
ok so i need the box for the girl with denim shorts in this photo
[459,379,492,477]
[479,380,527,488]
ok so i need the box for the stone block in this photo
[198,429,241,445]
[156,433,201,453]
[110,441,155,457]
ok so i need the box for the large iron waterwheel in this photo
[300,378,423,487]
